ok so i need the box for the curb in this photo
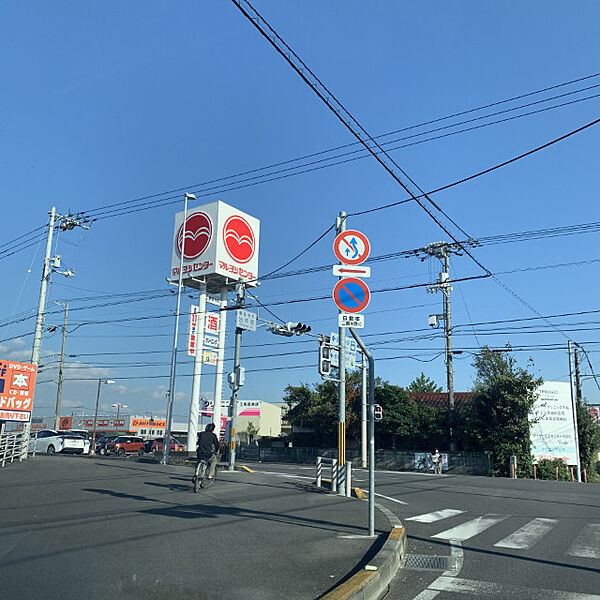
[319,489,407,600]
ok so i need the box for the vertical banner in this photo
[0,360,38,422]
[187,305,200,357]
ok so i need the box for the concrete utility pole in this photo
[336,211,347,493]
[574,346,583,402]
[31,207,57,367]
[54,301,69,429]
[568,341,582,483]
[424,242,458,452]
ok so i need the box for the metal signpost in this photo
[332,218,371,499]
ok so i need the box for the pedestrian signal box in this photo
[374,404,383,421]
[319,344,331,376]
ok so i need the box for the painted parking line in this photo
[494,517,557,550]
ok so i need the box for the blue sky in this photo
[1,1,599,422]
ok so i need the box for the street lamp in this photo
[112,403,127,421]
[90,379,114,455]
[163,191,195,466]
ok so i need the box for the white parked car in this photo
[28,429,86,455]
[61,429,91,454]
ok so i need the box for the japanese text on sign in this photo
[205,313,220,334]
[0,360,37,422]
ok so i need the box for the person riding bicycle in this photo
[196,423,220,479]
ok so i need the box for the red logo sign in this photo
[177,212,212,259]
[223,215,255,264]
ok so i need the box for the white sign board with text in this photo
[530,381,578,465]
[170,200,260,286]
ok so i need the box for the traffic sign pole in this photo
[348,327,375,537]
[336,211,347,495]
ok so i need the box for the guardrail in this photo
[0,431,28,468]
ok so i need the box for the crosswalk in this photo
[405,509,600,558]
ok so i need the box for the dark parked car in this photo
[105,436,145,456]
[143,439,154,454]
[95,435,118,455]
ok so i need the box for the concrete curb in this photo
[319,490,407,600]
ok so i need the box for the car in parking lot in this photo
[105,436,145,456]
[59,429,91,454]
[95,435,118,455]
[150,436,185,454]
[28,429,86,455]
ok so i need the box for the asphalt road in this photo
[248,462,600,600]
[0,456,388,600]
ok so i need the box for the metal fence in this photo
[237,445,490,476]
[0,431,28,468]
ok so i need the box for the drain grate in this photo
[404,554,450,570]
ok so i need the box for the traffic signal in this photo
[319,344,331,376]
[286,322,312,335]
[374,404,383,422]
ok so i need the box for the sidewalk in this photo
[0,456,391,600]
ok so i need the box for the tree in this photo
[245,421,260,443]
[466,346,542,477]
[576,400,600,482]
[407,372,442,394]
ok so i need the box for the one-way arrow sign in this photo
[332,264,371,278]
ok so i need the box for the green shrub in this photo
[536,458,570,481]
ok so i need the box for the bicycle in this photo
[192,455,218,492]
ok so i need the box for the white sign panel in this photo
[187,305,200,356]
[170,200,260,286]
[236,309,257,332]
[339,313,364,328]
[333,265,371,278]
[203,335,219,349]
[330,349,356,370]
[529,381,578,465]
[204,313,220,335]
[331,333,357,354]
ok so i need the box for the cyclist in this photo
[196,423,220,480]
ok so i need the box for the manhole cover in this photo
[404,555,450,570]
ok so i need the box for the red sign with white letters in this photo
[0,359,37,422]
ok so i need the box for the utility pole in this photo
[423,242,458,452]
[54,301,69,429]
[228,283,245,472]
[568,341,582,482]
[336,211,347,493]
[574,346,582,402]
[31,207,57,367]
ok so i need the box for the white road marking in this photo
[566,523,600,559]
[429,576,600,599]
[254,470,314,480]
[374,492,408,505]
[494,517,557,549]
[406,509,465,523]
[432,514,507,541]
[411,541,463,600]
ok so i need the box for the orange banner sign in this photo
[0,360,37,422]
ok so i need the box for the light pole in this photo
[91,379,114,454]
[164,192,195,465]
[112,403,127,422]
